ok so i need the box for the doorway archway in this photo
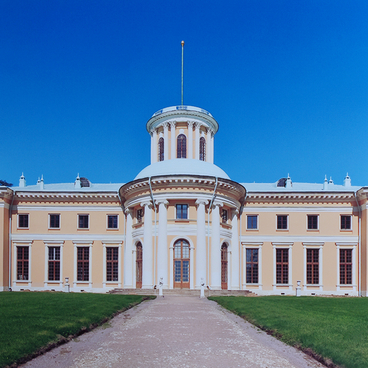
[173,239,190,288]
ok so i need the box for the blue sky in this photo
[1,1,368,187]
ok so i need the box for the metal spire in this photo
[181,40,184,105]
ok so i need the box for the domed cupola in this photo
[147,105,219,164]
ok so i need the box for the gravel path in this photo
[21,296,325,368]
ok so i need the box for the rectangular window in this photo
[306,249,319,284]
[77,247,89,281]
[49,214,60,229]
[106,247,119,282]
[17,246,29,280]
[340,249,352,285]
[176,204,188,219]
[18,214,29,228]
[307,215,318,230]
[48,247,60,281]
[246,249,258,283]
[107,215,118,229]
[247,215,258,230]
[78,215,89,229]
[341,215,351,230]
[276,248,288,284]
[137,209,143,223]
[277,215,288,230]
[221,209,228,223]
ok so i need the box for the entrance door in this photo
[136,243,142,289]
[174,239,190,288]
[221,243,228,290]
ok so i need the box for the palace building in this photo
[1,105,368,296]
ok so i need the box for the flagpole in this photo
[181,40,184,106]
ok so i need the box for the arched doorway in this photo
[174,239,190,288]
[136,242,142,289]
[221,243,228,290]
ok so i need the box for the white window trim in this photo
[340,214,352,231]
[276,214,289,231]
[302,242,324,291]
[306,214,319,231]
[48,213,61,230]
[44,241,64,287]
[102,242,122,288]
[246,214,259,230]
[336,242,357,291]
[272,242,293,292]
[175,203,189,220]
[242,242,263,290]
[106,214,119,230]
[13,241,32,288]
[73,241,93,290]
[17,213,29,229]
[77,214,89,230]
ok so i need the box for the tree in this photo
[0,180,13,187]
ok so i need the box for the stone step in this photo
[109,288,253,297]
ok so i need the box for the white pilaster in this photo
[195,123,200,159]
[142,201,153,288]
[157,200,169,288]
[211,202,222,289]
[196,199,208,288]
[208,129,214,163]
[170,121,176,160]
[231,209,240,289]
[163,122,169,161]
[188,121,194,159]
[124,209,133,288]
[152,129,158,164]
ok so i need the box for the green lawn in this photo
[0,292,153,368]
[209,296,368,368]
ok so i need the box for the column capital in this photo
[212,200,224,209]
[125,207,133,215]
[163,121,169,129]
[208,128,215,137]
[231,208,240,217]
[169,120,176,128]
[187,120,195,128]
[140,201,153,209]
[195,198,209,206]
[150,128,157,135]
[156,199,169,208]
[194,122,202,129]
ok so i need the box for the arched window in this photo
[221,243,228,290]
[199,137,206,161]
[177,134,187,158]
[158,137,164,161]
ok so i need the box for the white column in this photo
[152,129,158,164]
[188,121,194,159]
[157,200,169,288]
[211,130,214,163]
[196,199,208,288]
[150,131,154,163]
[195,123,200,159]
[142,201,153,288]
[124,209,133,288]
[170,121,176,159]
[163,123,169,161]
[231,209,240,290]
[211,202,222,289]
[207,129,214,163]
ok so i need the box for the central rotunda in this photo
[119,106,246,290]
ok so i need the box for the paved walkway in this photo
[22,296,324,368]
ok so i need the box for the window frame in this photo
[136,209,143,223]
[16,246,29,281]
[306,248,319,284]
[78,214,89,229]
[307,215,319,230]
[176,204,189,220]
[221,209,228,224]
[18,214,29,229]
[48,246,61,281]
[246,248,259,284]
[340,249,352,285]
[158,137,164,162]
[106,247,119,282]
[199,136,206,161]
[247,215,258,230]
[107,214,118,229]
[77,246,90,282]
[340,215,352,231]
[276,215,288,230]
[49,214,60,229]
[177,134,187,158]
[276,248,289,284]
